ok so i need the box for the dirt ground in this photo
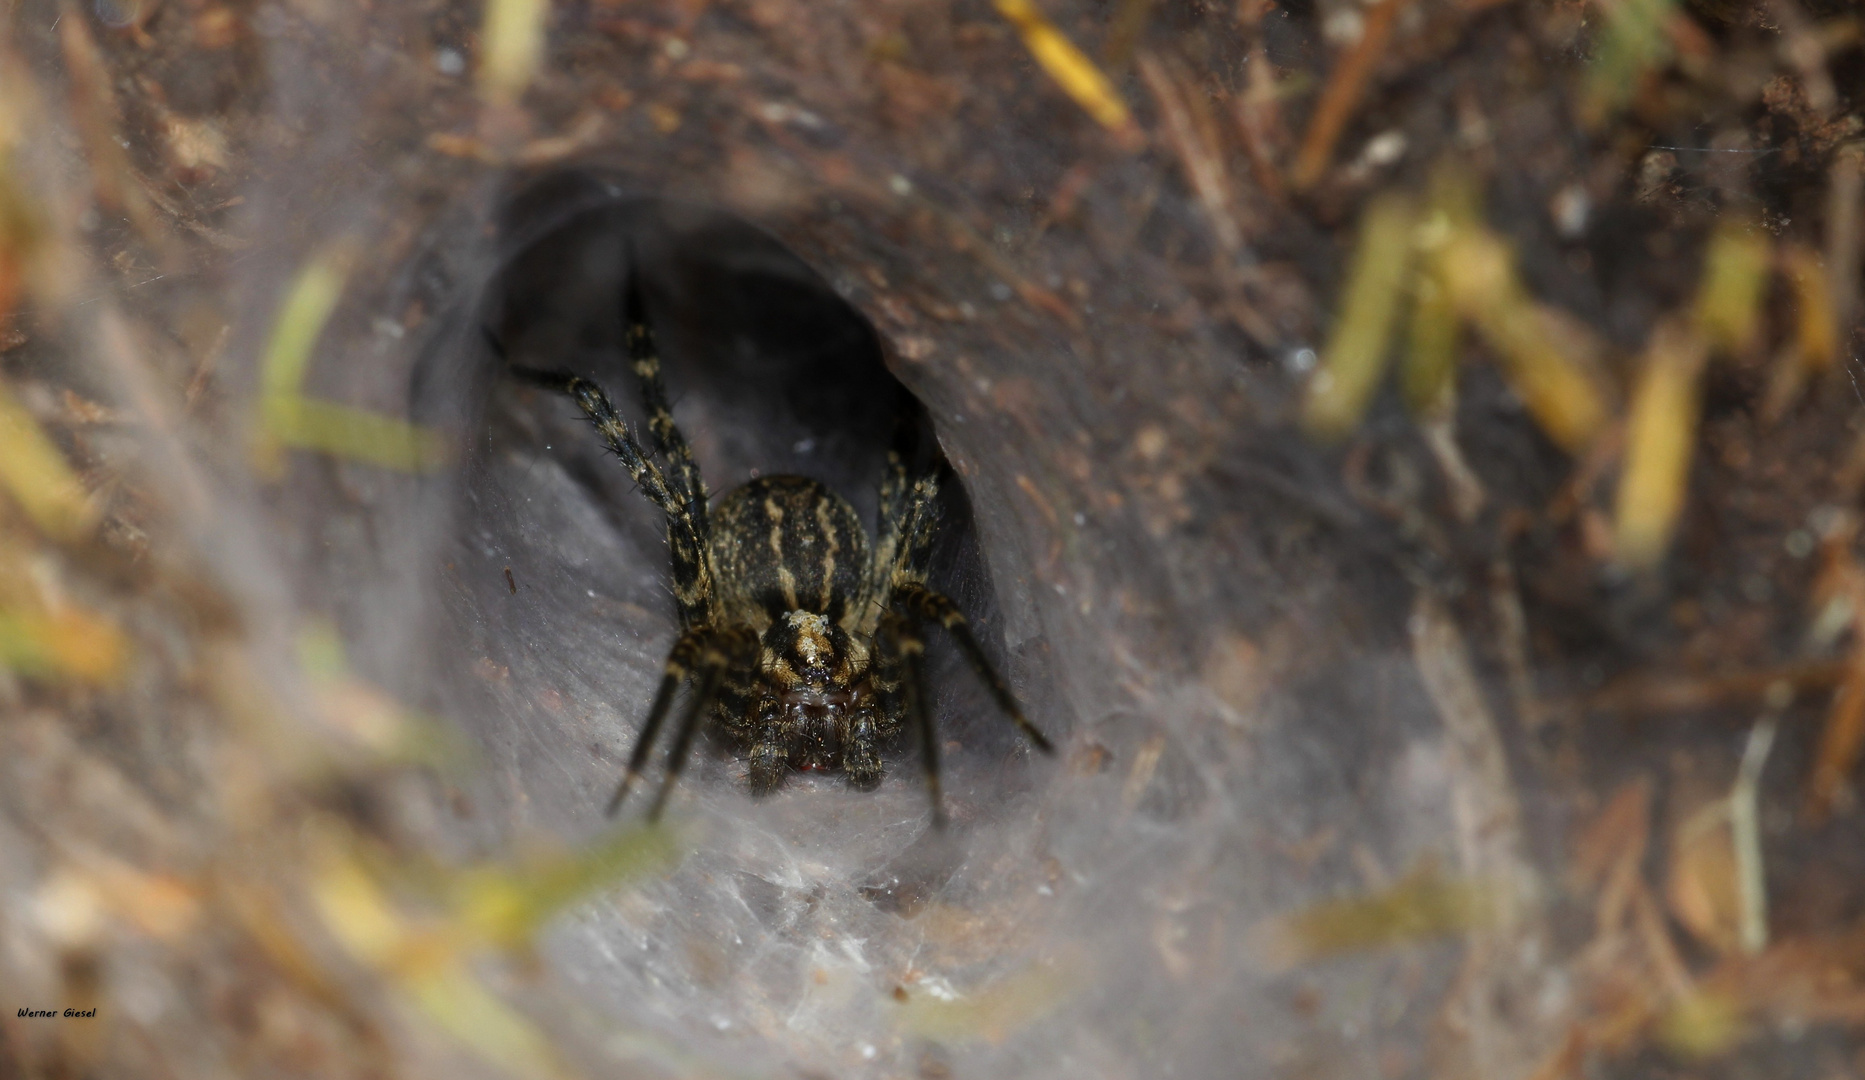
[2,0,1864,1077]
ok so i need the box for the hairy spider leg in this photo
[508,367,680,514]
[621,259,707,536]
[605,629,703,816]
[871,460,1054,824]
[894,581,1054,754]
[860,409,930,634]
[882,610,944,827]
[888,467,1052,752]
[506,360,732,817]
[614,275,717,631]
[509,365,716,630]
[646,630,755,820]
[648,661,721,820]
[841,704,885,791]
[743,699,788,794]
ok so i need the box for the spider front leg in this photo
[606,629,705,816]
[609,627,756,820]
[621,264,706,520]
[744,698,788,795]
[880,609,943,826]
[646,645,724,821]
[508,366,683,514]
[895,582,1054,754]
[841,699,886,792]
[504,356,716,632]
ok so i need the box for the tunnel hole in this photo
[422,171,1055,846]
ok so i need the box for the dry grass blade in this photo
[0,160,42,322]
[1757,147,1856,432]
[1488,553,1542,730]
[1420,415,1486,522]
[1530,772,1757,1076]
[1410,590,1558,1078]
[1765,242,1840,422]
[1409,590,1534,909]
[1290,0,1405,190]
[1232,43,1290,203]
[1138,53,1243,253]
[1808,516,1865,820]
[1823,144,1861,353]
[1730,719,1777,956]
[1764,255,1831,424]
[1570,777,1650,896]
[55,6,159,241]
[1586,662,1842,714]
[1666,796,1741,956]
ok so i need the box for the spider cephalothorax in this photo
[500,268,1050,823]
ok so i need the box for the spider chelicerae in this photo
[499,269,1052,824]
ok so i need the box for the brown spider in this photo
[502,270,1052,824]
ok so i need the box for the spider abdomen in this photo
[708,475,870,627]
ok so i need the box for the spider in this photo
[498,268,1052,824]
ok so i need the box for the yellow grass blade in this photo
[254,246,452,475]
[1614,317,1709,570]
[1694,222,1770,355]
[994,0,1134,133]
[895,961,1074,1042]
[0,378,96,541]
[1402,268,1459,418]
[312,845,574,1079]
[1252,863,1503,970]
[269,398,453,473]
[1303,193,1418,439]
[254,245,352,474]
[1783,243,1837,372]
[479,0,549,105]
[0,606,128,683]
[1437,226,1609,451]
